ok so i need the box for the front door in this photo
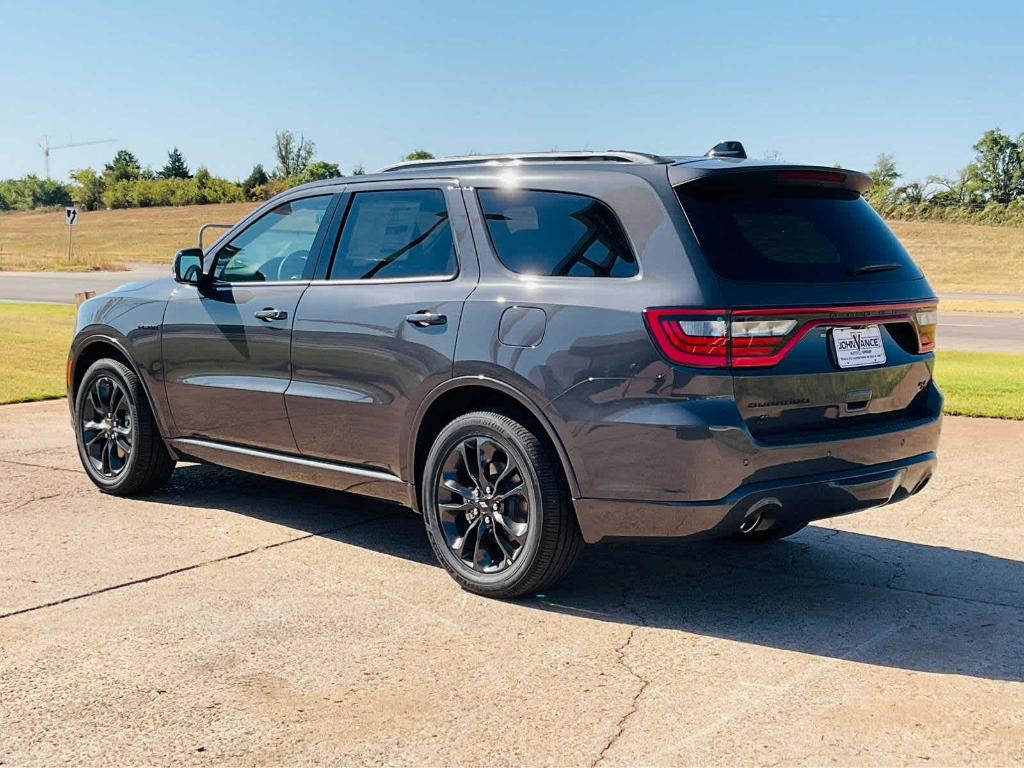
[162,193,338,452]
[287,183,478,475]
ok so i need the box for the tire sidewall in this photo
[423,417,547,593]
[74,360,143,492]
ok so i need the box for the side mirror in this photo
[173,248,205,285]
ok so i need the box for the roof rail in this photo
[378,150,669,173]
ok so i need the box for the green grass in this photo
[0,303,75,404]
[0,303,1021,420]
[934,351,1024,420]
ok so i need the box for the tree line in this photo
[865,128,1024,225]
[3,128,1024,225]
[0,131,434,212]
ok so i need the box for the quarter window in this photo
[477,189,637,277]
[213,196,332,282]
[329,189,456,280]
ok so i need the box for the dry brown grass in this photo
[889,220,1024,295]
[0,202,258,272]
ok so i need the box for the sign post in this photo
[64,206,78,264]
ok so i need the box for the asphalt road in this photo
[0,268,1022,353]
[1,400,1022,765]
[0,264,168,304]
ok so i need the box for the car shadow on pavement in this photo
[155,465,1024,684]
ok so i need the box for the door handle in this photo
[254,308,288,321]
[405,311,447,327]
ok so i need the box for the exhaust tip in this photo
[738,508,763,534]
[738,500,784,535]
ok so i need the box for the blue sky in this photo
[3,0,1022,184]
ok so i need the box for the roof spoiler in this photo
[670,164,872,195]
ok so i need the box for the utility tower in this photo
[39,136,116,179]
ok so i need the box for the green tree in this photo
[0,175,71,210]
[297,161,341,183]
[404,149,435,161]
[69,168,106,210]
[273,130,316,178]
[867,153,900,207]
[104,149,143,182]
[971,129,1023,203]
[351,163,366,176]
[159,147,192,179]
[242,163,269,199]
[927,165,982,207]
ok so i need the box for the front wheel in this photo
[74,359,175,495]
[422,411,583,599]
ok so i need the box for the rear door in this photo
[287,180,478,475]
[674,171,940,440]
[162,193,338,452]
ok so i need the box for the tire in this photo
[73,358,174,496]
[730,521,808,543]
[422,410,584,599]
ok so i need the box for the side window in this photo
[477,189,638,277]
[329,189,456,280]
[213,196,332,283]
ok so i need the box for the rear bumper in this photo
[573,451,936,543]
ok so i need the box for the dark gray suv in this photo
[68,147,941,598]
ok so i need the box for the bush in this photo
[875,200,1024,227]
[0,175,72,210]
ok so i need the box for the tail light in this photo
[914,308,938,352]
[644,302,938,369]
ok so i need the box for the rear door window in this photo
[676,185,923,283]
[477,189,638,277]
[329,189,456,280]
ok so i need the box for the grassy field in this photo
[934,351,1024,420]
[0,202,257,271]
[888,220,1024,296]
[1,302,1021,419]
[0,303,75,403]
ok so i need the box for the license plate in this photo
[832,326,886,368]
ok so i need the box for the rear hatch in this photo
[655,166,939,441]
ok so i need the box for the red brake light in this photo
[775,170,847,184]
[644,309,728,368]
[645,302,938,369]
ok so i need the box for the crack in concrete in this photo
[2,491,86,514]
[592,587,650,767]
[0,514,393,621]
[0,457,83,474]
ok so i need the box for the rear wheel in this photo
[422,411,583,598]
[74,359,174,495]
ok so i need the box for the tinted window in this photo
[477,189,637,277]
[329,189,456,280]
[213,196,332,282]
[676,185,923,283]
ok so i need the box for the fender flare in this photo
[404,375,581,505]
[70,332,170,439]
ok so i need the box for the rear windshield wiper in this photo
[847,263,902,276]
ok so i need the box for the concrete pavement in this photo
[1,400,1022,765]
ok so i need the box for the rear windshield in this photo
[676,185,922,283]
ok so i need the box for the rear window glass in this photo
[676,185,922,283]
[477,189,638,277]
